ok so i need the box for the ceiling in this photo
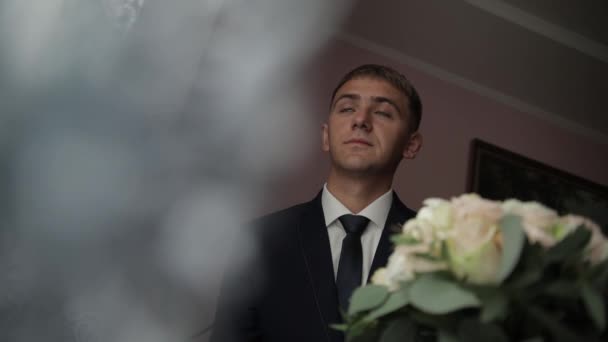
[340,0,608,143]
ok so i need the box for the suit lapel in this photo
[367,192,417,283]
[297,192,342,342]
[296,191,416,341]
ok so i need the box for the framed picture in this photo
[467,139,608,232]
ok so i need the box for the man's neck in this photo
[326,170,393,213]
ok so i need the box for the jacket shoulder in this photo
[254,202,310,225]
[250,201,313,240]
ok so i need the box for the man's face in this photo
[322,77,421,175]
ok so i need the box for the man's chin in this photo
[331,157,398,177]
[336,161,377,175]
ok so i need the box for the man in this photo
[211,64,423,342]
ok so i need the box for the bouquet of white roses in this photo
[338,194,608,342]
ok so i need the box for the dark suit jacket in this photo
[211,191,416,342]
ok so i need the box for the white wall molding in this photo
[338,32,608,146]
[464,0,608,63]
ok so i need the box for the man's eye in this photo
[339,107,354,113]
[375,111,392,118]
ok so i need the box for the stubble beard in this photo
[330,150,398,180]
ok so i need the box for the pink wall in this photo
[258,39,608,214]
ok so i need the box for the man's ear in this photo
[321,123,330,152]
[403,131,422,159]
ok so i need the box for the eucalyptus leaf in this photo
[508,244,543,289]
[409,274,480,314]
[409,310,458,332]
[544,227,591,264]
[458,319,508,342]
[498,214,526,282]
[391,235,420,245]
[438,330,459,342]
[365,286,410,321]
[414,252,443,262]
[378,317,416,342]
[509,268,542,289]
[346,320,379,342]
[581,282,606,331]
[480,291,508,322]
[330,323,348,331]
[589,259,608,288]
[348,285,389,316]
[543,280,580,298]
[526,306,581,342]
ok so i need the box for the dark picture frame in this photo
[467,139,608,231]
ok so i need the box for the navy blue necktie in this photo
[336,214,369,313]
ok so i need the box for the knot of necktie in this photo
[338,214,369,235]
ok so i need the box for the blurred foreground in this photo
[0,0,351,341]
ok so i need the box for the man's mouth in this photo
[345,138,372,146]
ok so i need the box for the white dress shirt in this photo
[321,184,393,285]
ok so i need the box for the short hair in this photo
[330,64,422,132]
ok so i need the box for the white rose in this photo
[502,199,559,248]
[371,268,389,288]
[446,194,503,284]
[374,244,447,291]
[402,218,436,246]
[559,215,608,264]
[399,198,452,257]
[378,246,415,291]
[418,198,453,234]
[401,216,447,270]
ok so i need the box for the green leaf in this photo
[345,320,379,342]
[581,282,606,331]
[441,240,449,259]
[457,319,508,342]
[525,306,581,342]
[544,227,591,264]
[480,291,508,323]
[413,252,443,262]
[348,285,389,316]
[543,280,580,298]
[408,310,458,332]
[438,330,459,342]
[330,323,348,331]
[409,274,481,314]
[378,317,417,342]
[498,214,526,282]
[391,235,421,245]
[589,259,608,288]
[509,269,542,290]
[508,244,543,289]
[365,286,410,321]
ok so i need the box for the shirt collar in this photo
[321,183,393,229]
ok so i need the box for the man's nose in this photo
[352,108,372,130]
